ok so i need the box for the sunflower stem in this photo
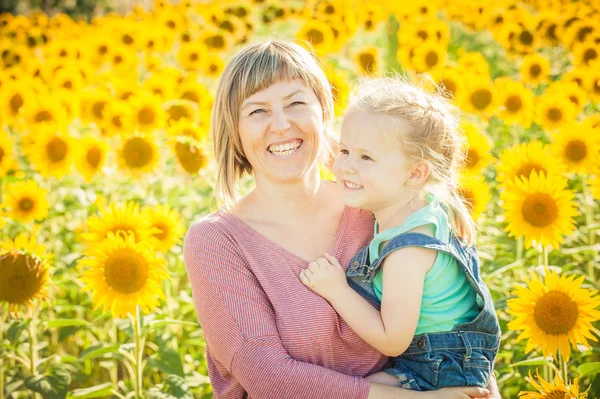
[132,306,144,399]
[558,350,569,385]
[542,245,549,269]
[582,175,595,283]
[29,303,41,399]
[516,236,524,261]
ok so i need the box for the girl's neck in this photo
[373,192,429,233]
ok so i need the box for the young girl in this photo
[299,77,501,391]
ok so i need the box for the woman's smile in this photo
[267,138,303,158]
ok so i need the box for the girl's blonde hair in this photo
[211,39,336,207]
[348,75,477,245]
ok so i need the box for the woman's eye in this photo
[289,101,305,107]
[249,109,266,115]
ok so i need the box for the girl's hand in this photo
[299,253,349,302]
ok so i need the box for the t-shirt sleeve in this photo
[183,218,370,399]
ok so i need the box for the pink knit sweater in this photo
[183,205,388,399]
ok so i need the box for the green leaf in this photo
[68,383,113,398]
[147,319,198,332]
[509,357,553,368]
[147,349,184,377]
[146,375,193,399]
[24,365,72,399]
[578,362,600,378]
[79,344,120,361]
[7,320,28,343]
[44,319,90,329]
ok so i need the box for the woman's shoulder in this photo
[184,208,239,249]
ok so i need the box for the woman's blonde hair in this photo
[348,75,477,245]
[211,39,336,207]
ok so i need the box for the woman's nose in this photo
[270,109,291,135]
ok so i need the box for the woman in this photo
[183,39,500,399]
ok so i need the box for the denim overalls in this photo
[347,232,501,390]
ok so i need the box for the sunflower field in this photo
[1,0,600,398]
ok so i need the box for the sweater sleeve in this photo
[183,218,370,399]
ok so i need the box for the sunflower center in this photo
[519,30,533,45]
[564,140,587,162]
[0,253,46,304]
[10,93,24,114]
[516,163,545,179]
[466,149,479,168]
[583,48,597,64]
[124,137,153,168]
[529,64,542,77]
[425,51,438,68]
[18,197,35,211]
[543,390,568,399]
[359,53,375,72]
[0,148,4,163]
[87,147,102,168]
[34,110,52,123]
[534,290,578,335]
[417,31,428,40]
[458,188,475,212]
[547,107,562,122]
[470,89,492,110]
[103,248,148,294]
[92,101,106,119]
[182,91,199,103]
[47,137,67,162]
[522,193,558,227]
[112,115,123,128]
[175,142,207,174]
[205,35,225,49]
[138,107,156,126]
[153,223,168,241]
[167,105,191,122]
[440,79,457,96]
[307,28,324,45]
[505,95,523,112]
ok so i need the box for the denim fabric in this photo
[346,232,501,390]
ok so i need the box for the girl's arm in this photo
[300,248,435,357]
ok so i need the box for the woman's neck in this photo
[373,193,428,233]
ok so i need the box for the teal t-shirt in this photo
[370,196,479,335]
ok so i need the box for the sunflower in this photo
[128,94,165,133]
[165,100,198,125]
[520,53,550,86]
[0,231,51,317]
[460,121,493,174]
[143,73,176,102]
[501,171,578,249]
[200,30,231,52]
[1,180,50,223]
[323,66,350,116]
[173,136,209,175]
[460,80,496,119]
[590,175,600,200]
[78,231,169,318]
[436,67,463,101]
[75,136,109,183]
[0,81,30,125]
[572,39,599,67]
[457,173,491,220]
[457,51,490,78]
[101,100,133,137]
[354,47,379,76]
[177,42,208,72]
[519,369,587,399]
[507,267,600,361]
[549,123,599,174]
[117,133,160,176]
[296,19,335,55]
[0,130,15,176]
[494,77,534,127]
[81,89,113,127]
[497,141,566,186]
[534,94,578,132]
[203,54,225,79]
[51,66,85,94]
[80,201,159,245]
[587,68,600,102]
[410,42,447,74]
[25,128,74,178]
[167,120,209,142]
[545,81,588,114]
[26,96,67,128]
[142,204,185,253]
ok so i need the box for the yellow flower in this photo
[320,163,335,181]
[1,180,50,223]
[457,173,491,221]
[177,42,208,72]
[199,29,231,52]
[26,96,67,128]
[25,128,74,178]
[117,133,161,177]
[520,53,550,86]
[459,80,496,119]
[572,39,600,68]
[177,80,213,112]
[203,54,225,79]
[143,73,176,101]
[142,204,185,253]
[0,81,30,125]
[519,369,587,399]
[323,66,350,116]
[494,77,534,127]
[586,66,600,102]
[460,121,493,174]
[0,130,15,176]
[101,100,133,137]
[507,268,600,362]
[436,67,463,101]
[497,141,566,186]
[501,171,578,249]
[0,231,51,317]
[534,94,578,132]
[173,135,209,175]
[354,47,380,76]
[78,231,169,318]
[75,136,109,183]
[128,94,165,133]
[545,81,588,114]
[410,42,447,74]
[296,19,335,55]
[550,122,600,174]
[457,51,489,78]
[81,89,112,127]
[165,100,198,126]
[81,201,159,245]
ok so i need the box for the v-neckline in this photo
[222,205,350,264]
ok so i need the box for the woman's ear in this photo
[407,160,430,186]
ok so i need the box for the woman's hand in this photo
[368,383,490,399]
[299,253,349,302]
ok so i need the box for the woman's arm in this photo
[301,248,433,357]
[368,383,490,399]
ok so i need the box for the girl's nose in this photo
[340,157,357,174]
[270,109,291,136]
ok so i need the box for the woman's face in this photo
[238,79,325,184]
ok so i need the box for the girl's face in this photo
[238,79,325,184]
[333,109,417,212]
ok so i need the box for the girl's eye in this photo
[339,149,349,154]
[361,155,372,161]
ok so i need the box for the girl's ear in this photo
[407,160,431,186]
